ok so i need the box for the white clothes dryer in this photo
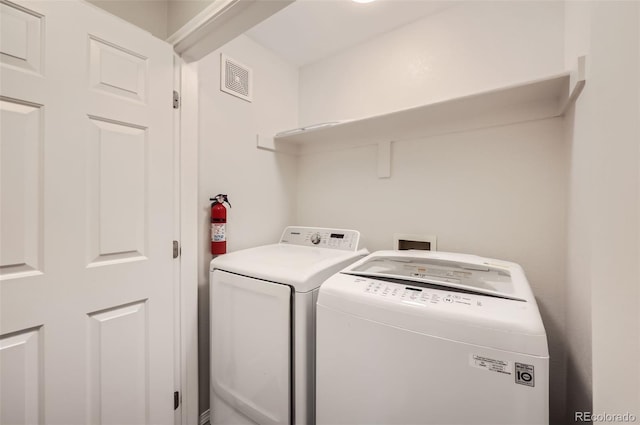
[316,250,549,425]
[209,227,367,425]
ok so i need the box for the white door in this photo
[0,1,175,424]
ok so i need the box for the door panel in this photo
[0,1,42,74]
[0,327,43,425]
[0,98,42,277]
[88,301,148,425]
[87,116,147,264]
[211,270,291,425]
[0,1,175,423]
[88,36,147,103]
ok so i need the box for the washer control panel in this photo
[358,277,482,308]
[280,226,360,251]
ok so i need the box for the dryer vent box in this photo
[394,234,437,251]
[220,54,252,102]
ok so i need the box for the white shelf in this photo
[261,60,585,177]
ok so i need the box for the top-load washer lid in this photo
[345,251,526,301]
[210,226,368,293]
[319,250,548,356]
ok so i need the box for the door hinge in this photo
[173,90,180,109]
[173,240,180,259]
[174,391,180,410]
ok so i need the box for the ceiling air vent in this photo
[220,54,252,102]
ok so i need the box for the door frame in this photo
[171,3,293,423]
[176,55,200,425]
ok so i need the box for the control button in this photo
[310,233,321,245]
[444,296,454,304]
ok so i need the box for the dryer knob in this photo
[311,233,322,245]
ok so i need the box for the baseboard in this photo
[199,409,210,425]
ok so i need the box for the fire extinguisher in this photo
[210,194,231,255]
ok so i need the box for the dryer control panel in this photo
[280,226,360,251]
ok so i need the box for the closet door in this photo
[0,1,175,423]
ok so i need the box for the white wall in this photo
[564,2,640,422]
[572,1,640,419]
[589,3,640,416]
[87,0,216,40]
[297,119,568,423]
[87,0,169,39]
[197,34,299,411]
[296,2,568,422]
[299,0,564,125]
[563,1,593,422]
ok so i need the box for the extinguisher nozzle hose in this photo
[210,194,231,208]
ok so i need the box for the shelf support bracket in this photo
[559,55,587,115]
[378,141,392,179]
[256,134,299,155]
[257,134,277,152]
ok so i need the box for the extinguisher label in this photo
[212,223,226,242]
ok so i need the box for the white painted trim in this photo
[179,58,200,425]
[173,55,183,425]
[167,0,239,46]
[169,0,293,62]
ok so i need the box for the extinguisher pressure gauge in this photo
[311,232,322,245]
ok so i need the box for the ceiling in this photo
[245,0,456,67]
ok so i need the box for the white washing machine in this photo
[316,250,549,425]
[209,226,368,425]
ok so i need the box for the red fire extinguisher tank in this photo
[210,194,231,255]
